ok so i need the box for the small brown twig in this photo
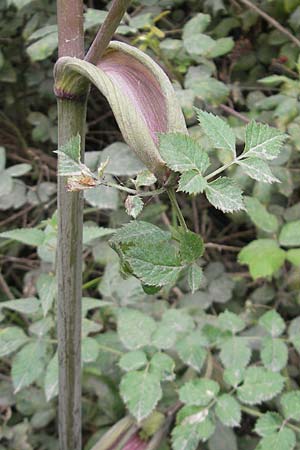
[205,242,242,252]
[0,271,14,300]
[219,104,250,124]
[238,0,300,48]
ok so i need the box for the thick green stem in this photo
[56,0,85,449]
[57,98,87,450]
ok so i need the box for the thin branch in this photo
[238,0,300,48]
[85,0,132,64]
[205,242,242,252]
[219,104,250,124]
[0,271,14,300]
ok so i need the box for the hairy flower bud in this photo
[54,41,187,179]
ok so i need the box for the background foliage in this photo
[1,0,300,449]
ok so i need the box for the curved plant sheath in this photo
[54,41,187,179]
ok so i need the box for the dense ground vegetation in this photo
[1,0,300,449]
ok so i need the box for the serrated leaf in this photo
[261,337,288,372]
[126,242,183,286]
[179,379,219,406]
[179,231,204,263]
[187,264,203,293]
[223,368,245,388]
[238,239,286,279]
[219,337,251,370]
[82,337,100,363]
[255,412,282,437]
[279,220,300,247]
[0,327,29,357]
[111,220,171,246]
[178,170,208,194]
[205,177,245,213]
[215,394,241,427]
[125,195,144,218]
[218,310,246,334]
[258,310,285,337]
[119,350,147,371]
[120,370,162,422]
[36,273,56,316]
[172,413,215,449]
[159,133,210,174]
[244,197,278,233]
[237,157,279,183]
[12,341,47,393]
[176,331,207,372]
[117,308,156,350]
[196,110,236,156]
[258,428,296,450]
[150,352,175,381]
[44,352,58,401]
[281,391,300,421]
[244,121,286,160]
[0,228,45,246]
[237,367,285,405]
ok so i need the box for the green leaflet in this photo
[238,239,286,279]
[159,133,210,174]
[244,121,287,160]
[120,370,162,422]
[205,177,245,213]
[196,109,236,156]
